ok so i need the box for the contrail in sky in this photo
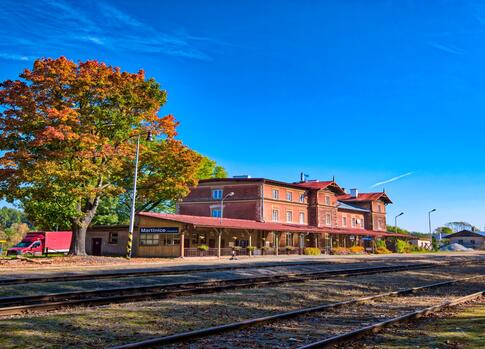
[370,172,413,188]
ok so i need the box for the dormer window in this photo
[325,195,331,206]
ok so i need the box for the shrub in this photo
[349,245,365,254]
[375,239,387,249]
[376,246,391,254]
[303,247,321,255]
[247,246,256,252]
[331,247,351,255]
[285,246,295,251]
[197,244,209,251]
[396,239,411,253]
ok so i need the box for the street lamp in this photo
[220,192,235,223]
[394,212,404,234]
[126,131,153,259]
[428,208,437,241]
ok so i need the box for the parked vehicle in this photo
[7,231,72,256]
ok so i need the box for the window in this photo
[212,189,222,200]
[285,233,293,246]
[108,232,118,244]
[361,219,364,228]
[299,212,305,224]
[211,208,222,217]
[325,195,331,206]
[31,241,41,248]
[351,217,357,228]
[378,205,382,213]
[378,218,384,230]
[325,213,331,226]
[161,234,180,246]
[286,191,293,201]
[286,210,293,223]
[342,216,347,227]
[140,233,159,246]
[458,239,464,244]
[471,240,476,245]
[272,209,279,222]
[272,189,279,199]
[299,194,305,203]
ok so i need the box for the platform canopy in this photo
[137,212,408,238]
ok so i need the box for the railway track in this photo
[108,275,485,349]
[1,255,480,286]
[0,262,441,316]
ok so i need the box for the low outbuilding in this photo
[444,230,485,250]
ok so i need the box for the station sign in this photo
[140,227,179,234]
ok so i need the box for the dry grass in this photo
[0,264,483,348]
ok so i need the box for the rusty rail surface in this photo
[0,262,442,316]
[107,274,484,349]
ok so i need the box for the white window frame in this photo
[325,213,331,226]
[272,189,279,200]
[299,194,305,203]
[352,217,357,228]
[211,207,222,217]
[325,195,330,206]
[342,216,347,227]
[299,212,305,224]
[212,189,223,200]
[286,210,293,223]
[272,209,279,222]
[286,191,293,201]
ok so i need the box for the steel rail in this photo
[0,260,339,286]
[1,255,480,286]
[107,275,484,349]
[0,262,439,316]
[298,289,485,348]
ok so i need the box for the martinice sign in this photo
[140,227,179,234]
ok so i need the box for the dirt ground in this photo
[0,264,483,349]
[0,251,483,274]
[350,298,485,349]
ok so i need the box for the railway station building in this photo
[112,177,407,258]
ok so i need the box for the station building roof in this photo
[138,212,408,238]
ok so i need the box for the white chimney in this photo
[350,188,358,198]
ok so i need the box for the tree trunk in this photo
[69,198,101,256]
[69,222,88,256]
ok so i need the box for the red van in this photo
[7,231,72,256]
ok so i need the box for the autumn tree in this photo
[0,57,205,255]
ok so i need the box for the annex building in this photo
[94,176,406,258]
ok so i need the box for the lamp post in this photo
[220,192,234,224]
[394,212,404,234]
[428,208,436,242]
[126,132,153,259]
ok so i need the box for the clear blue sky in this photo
[0,0,484,233]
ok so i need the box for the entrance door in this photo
[92,238,102,256]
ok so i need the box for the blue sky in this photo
[0,0,484,232]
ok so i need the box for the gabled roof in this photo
[294,180,346,195]
[137,212,408,238]
[444,230,485,239]
[337,201,370,212]
[338,192,393,204]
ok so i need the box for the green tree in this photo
[0,57,206,255]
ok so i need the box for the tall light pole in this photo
[394,212,404,234]
[220,192,235,224]
[428,208,436,242]
[126,132,153,259]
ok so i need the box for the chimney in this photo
[350,188,358,198]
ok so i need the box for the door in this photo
[92,238,102,256]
